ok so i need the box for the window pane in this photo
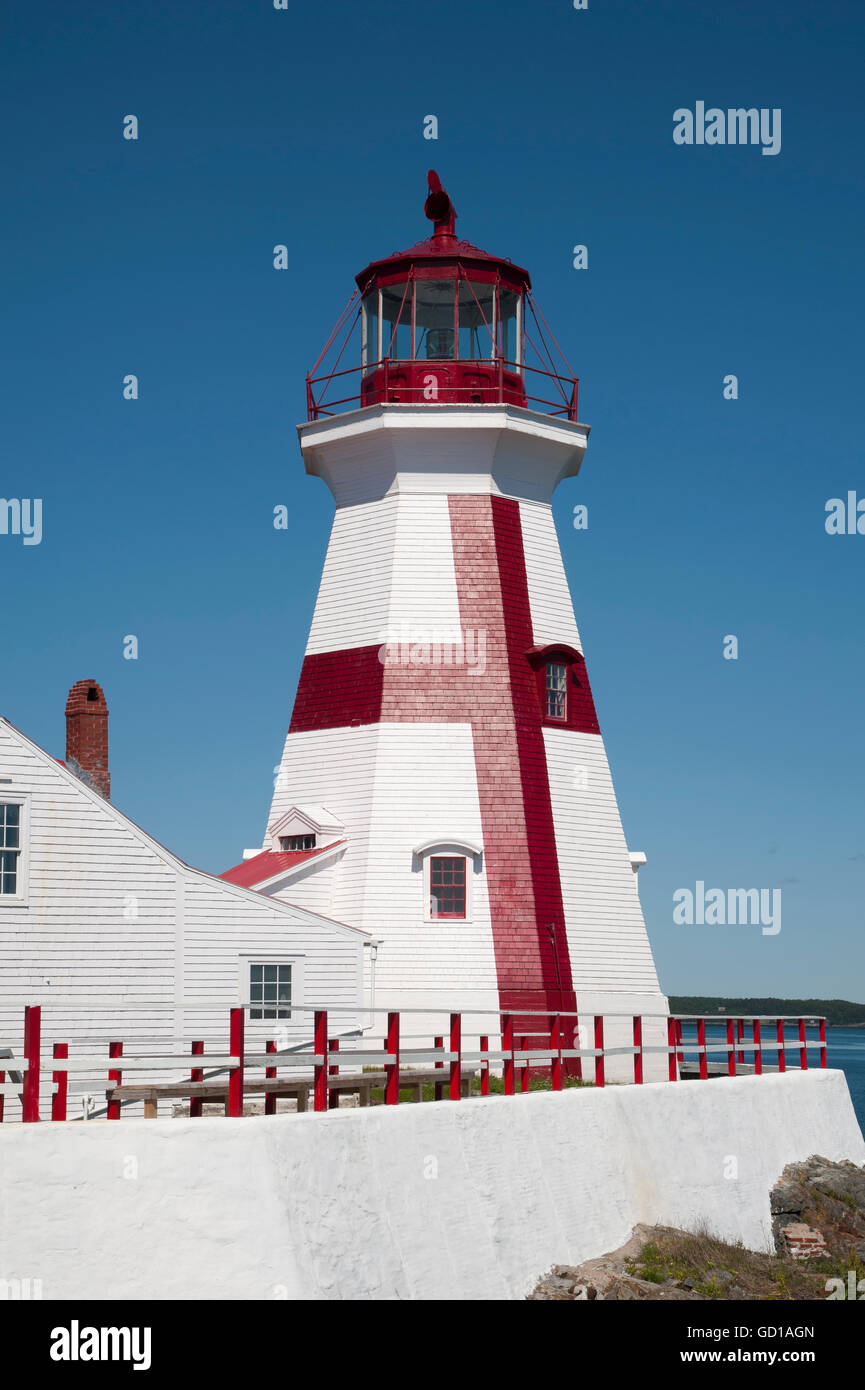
[381,282,412,361]
[545,662,567,719]
[458,282,495,359]
[500,290,521,366]
[362,292,379,368]
[414,280,455,360]
[430,857,466,917]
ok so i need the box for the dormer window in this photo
[280,834,316,852]
[545,662,568,721]
[527,644,600,735]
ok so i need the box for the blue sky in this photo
[2,0,863,1000]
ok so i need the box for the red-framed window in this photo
[545,661,568,721]
[430,856,466,919]
[526,644,600,734]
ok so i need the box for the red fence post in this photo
[384,1011,400,1106]
[328,1038,340,1110]
[480,1035,490,1097]
[799,1019,808,1071]
[519,1037,529,1093]
[550,1016,563,1092]
[228,1007,245,1117]
[819,1019,827,1069]
[753,1019,762,1075]
[189,1040,204,1118]
[697,1018,708,1080]
[22,1005,41,1123]
[107,1041,123,1120]
[434,1034,444,1101]
[449,1013,461,1101]
[52,1043,68,1122]
[502,1015,515,1096]
[726,1019,736,1077]
[776,1019,786,1073]
[737,1017,745,1066]
[676,1017,684,1065]
[314,1010,329,1112]
[264,1039,277,1116]
[594,1016,605,1088]
[633,1015,643,1085]
[667,1017,678,1081]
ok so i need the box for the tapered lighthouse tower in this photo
[225,174,668,1067]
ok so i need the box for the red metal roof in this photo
[355,171,530,292]
[219,842,344,890]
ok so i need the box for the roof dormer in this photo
[265,805,345,855]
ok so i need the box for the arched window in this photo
[413,837,483,923]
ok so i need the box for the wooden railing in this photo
[0,1006,828,1123]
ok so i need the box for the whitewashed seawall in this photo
[1,1070,862,1300]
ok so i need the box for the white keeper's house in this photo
[0,680,366,1093]
[220,172,669,1072]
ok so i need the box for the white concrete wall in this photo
[1,1070,861,1301]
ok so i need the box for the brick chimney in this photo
[65,680,110,800]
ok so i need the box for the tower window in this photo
[545,662,568,721]
[280,834,316,852]
[249,963,292,1020]
[0,803,20,895]
[430,856,466,919]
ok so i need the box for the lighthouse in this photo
[226,173,668,1074]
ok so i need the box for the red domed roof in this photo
[355,172,531,292]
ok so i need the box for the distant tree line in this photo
[668,997,865,1026]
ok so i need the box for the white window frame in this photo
[238,954,306,1023]
[0,792,30,907]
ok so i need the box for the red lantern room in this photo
[306,172,578,421]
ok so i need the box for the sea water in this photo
[676,1024,865,1136]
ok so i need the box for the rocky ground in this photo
[529,1156,865,1300]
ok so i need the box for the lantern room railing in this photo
[305,355,579,423]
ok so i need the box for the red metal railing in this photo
[305,356,579,423]
[0,1006,829,1122]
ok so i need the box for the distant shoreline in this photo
[669,997,865,1028]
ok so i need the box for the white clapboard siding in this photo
[0,718,365,1119]
[544,726,662,994]
[519,499,583,652]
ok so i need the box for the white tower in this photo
[223,174,668,1075]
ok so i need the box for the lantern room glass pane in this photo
[458,282,495,360]
[381,282,411,361]
[362,293,379,369]
[415,279,456,360]
[500,290,521,367]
